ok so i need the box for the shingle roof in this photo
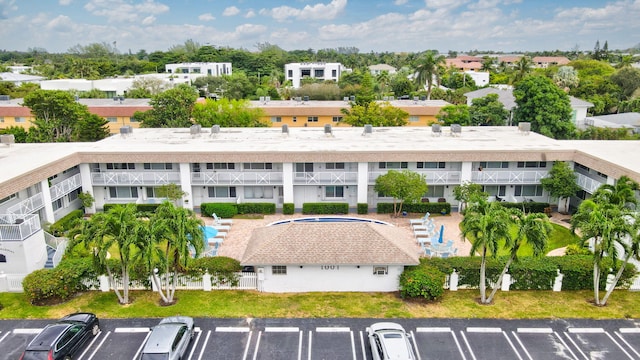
[241,222,421,266]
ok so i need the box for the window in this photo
[271,116,282,123]
[307,116,318,122]
[244,186,274,199]
[417,162,445,169]
[379,162,408,169]
[109,186,138,198]
[0,193,16,204]
[409,116,419,122]
[332,69,337,77]
[143,163,173,170]
[574,163,589,171]
[106,117,117,123]
[106,163,135,170]
[68,189,81,202]
[483,185,506,197]
[292,116,297,123]
[52,198,63,211]
[206,163,235,170]
[301,69,311,77]
[296,163,314,173]
[325,162,345,170]
[146,187,159,198]
[325,185,344,198]
[90,163,101,172]
[243,163,273,170]
[287,69,293,77]
[0,254,5,263]
[314,69,324,77]
[514,185,543,197]
[272,265,287,275]
[15,117,26,123]
[424,186,445,198]
[0,117,4,123]
[62,166,78,174]
[479,161,509,169]
[517,161,546,168]
[208,186,236,198]
[129,117,138,123]
[373,266,388,275]
[332,116,343,122]
[596,171,608,179]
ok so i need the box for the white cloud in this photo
[84,0,169,23]
[245,9,256,18]
[59,0,72,5]
[141,15,155,25]
[223,6,240,16]
[199,13,215,21]
[394,0,408,5]
[261,0,347,22]
[424,0,469,10]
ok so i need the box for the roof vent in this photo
[190,124,202,136]
[210,125,220,136]
[363,124,373,136]
[0,134,15,145]
[420,95,426,101]
[119,125,132,137]
[349,95,355,102]
[113,96,124,104]
[282,124,289,136]
[0,95,10,101]
[389,96,395,100]
[518,122,531,135]
[450,124,462,137]
[431,123,442,136]
[324,124,333,136]
[303,96,309,102]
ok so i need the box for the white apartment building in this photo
[165,62,232,77]
[285,62,350,88]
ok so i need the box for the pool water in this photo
[268,217,392,226]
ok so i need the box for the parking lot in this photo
[1,318,639,360]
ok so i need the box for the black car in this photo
[19,312,100,360]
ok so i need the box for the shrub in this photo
[357,203,368,215]
[188,256,242,287]
[200,203,237,218]
[103,203,160,215]
[564,244,591,256]
[377,202,450,215]
[237,202,276,215]
[500,202,549,214]
[48,209,84,236]
[22,257,95,304]
[302,202,349,214]
[399,265,445,300]
[283,203,295,215]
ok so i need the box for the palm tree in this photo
[592,175,639,209]
[153,201,204,304]
[376,70,391,96]
[486,209,551,303]
[601,212,640,305]
[460,196,512,304]
[512,56,532,84]
[414,51,445,100]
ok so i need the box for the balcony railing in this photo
[471,170,548,184]
[92,171,181,186]
[191,171,284,186]
[50,173,82,201]
[368,171,462,184]
[293,171,358,185]
[575,172,603,193]
[6,192,44,215]
[0,214,40,241]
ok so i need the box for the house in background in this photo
[369,64,397,76]
[241,222,420,292]
[581,112,640,133]
[285,62,351,88]
[532,56,570,68]
[165,62,232,77]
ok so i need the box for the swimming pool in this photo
[267,216,393,226]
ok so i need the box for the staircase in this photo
[44,245,56,269]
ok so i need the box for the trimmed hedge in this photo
[357,203,368,215]
[188,256,243,287]
[302,202,349,214]
[283,203,295,215]
[422,255,636,291]
[399,264,445,300]
[237,202,276,215]
[48,209,84,236]
[200,203,237,218]
[22,258,96,305]
[103,203,161,214]
[377,202,451,215]
[500,202,550,214]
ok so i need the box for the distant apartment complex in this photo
[285,62,351,88]
[165,62,232,76]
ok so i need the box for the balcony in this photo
[368,170,462,185]
[575,172,604,193]
[294,171,358,185]
[471,170,548,184]
[6,192,44,215]
[50,173,82,201]
[0,214,40,241]
[92,171,181,186]
[191,171,284,186]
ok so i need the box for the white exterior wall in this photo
[573,106,589,125]
[258,264,405,292]
[165,63,232,76]
[285,63,348,88]
[0,229,47,274]
[464,71,490,87]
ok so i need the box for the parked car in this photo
[367,322,416,360]
[19,312,100,360]
[139,316,195,360]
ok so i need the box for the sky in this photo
[0,0,638,54]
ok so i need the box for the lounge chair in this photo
[414,230,430,238]
[409,212,430,225]
[440,252,450,259]
[212,225,231,231]
[424,248,433,258]
[212,213,233,225]
[214,231,227,239]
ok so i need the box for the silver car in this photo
[139,316,194,360]
[367,322,417,360]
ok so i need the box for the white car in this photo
[139,316,194,360]
[367,322,417,360]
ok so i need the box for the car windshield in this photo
[140,353,169,360]
[20,351,50,360]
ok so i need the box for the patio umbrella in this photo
[438,224,444,243]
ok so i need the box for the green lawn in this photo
[1,290,639,320]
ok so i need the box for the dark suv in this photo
[19,312,100,360]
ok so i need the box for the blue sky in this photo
[0,0,637,54]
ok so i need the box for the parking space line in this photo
[0,332,9,344]
[359,331,366,360]
[604,331,635,359]
[132,330,153,360]
[459,331,477,360]
[410,331,422,360]
[619,328,640,333]
[416,327,451,332]
[77,330,102,360]
[252,330,262,360]
[564,332,589,360]
[86,330,110,360]
[503,331,524,360]
[216,326,250,332]
[450,329,467,360]
[187,327,203,360]
[567,328,604,333]
[13,328,42,334]
[114,327,150,333]
[553,331,579,360]
[298,330,303,360]
[350,329,356,360]
[196,330,211,360]
[242,330,253,360]
[615,331,640,359]
[517,328,553,333]
[265,326,299,332]
[467,327,502,333]
[512,332,529,360]
[316,327,351,332]
[308,330,312,360]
